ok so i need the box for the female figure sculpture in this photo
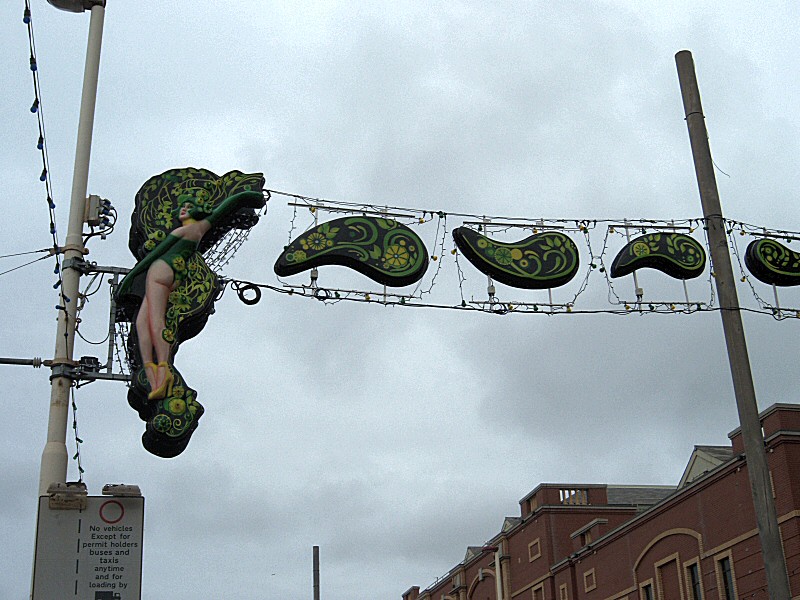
[117,190,263,400]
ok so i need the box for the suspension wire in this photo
[227,274,785,317]
[0,253,51,277]
[75,272,111,345]
[0,248,51,259]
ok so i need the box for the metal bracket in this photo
[50,355,131,384]
[62,256,90,274]
[46,264,134,385]
[49,361,79,381]
[83,263,130,276]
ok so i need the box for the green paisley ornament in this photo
[745,238,800,286]
[275,216,429,287]
[452,227,580,289]
[610,233,705,280]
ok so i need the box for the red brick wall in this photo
[408,405,800,600]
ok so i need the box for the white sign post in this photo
[32,491,144,600]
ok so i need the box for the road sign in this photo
[32,494,144,599]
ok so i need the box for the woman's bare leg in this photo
[144,261,176,391]
[135,297,157,391]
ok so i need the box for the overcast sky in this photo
[2,2,799,599]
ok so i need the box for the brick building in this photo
[402,403,800,600]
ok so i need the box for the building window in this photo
[559,488,589,505]
[532,584,545,600]
[640,583,653,600]
[718,556,736,600]
[583,568,596,592]
[685,561,703,600]
[559,583,568,600]
[528,538,541,562]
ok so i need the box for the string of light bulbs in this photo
[24,1,66,301]
[24,0,85,475]
[70,386,85,482]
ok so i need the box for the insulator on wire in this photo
[23,8,31,24]
[30,98,39,113]
[40,168,47,182]
[37,135,44,150]
[30,56,37,72]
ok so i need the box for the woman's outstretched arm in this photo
[204,190,264,227]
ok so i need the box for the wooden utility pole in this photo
[675,49,792,599]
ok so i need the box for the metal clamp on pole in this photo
[48,355,129,383]
[61,255,90,274]
[48,359,79,382]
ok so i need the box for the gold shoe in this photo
[148,362,174,401]
[161,361,174,397]
[143,361,157,390]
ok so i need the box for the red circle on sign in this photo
[99,500,125,524]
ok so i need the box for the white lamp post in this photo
[39,0,106,495]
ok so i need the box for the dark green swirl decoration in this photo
[275,217,429,287]
[162,254,219,345]
[129,365,204,458]
[129,167,265,260]
[452,227,580,289]
[610,233,706,280]
[745,238,800,286]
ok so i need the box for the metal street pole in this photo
[39,0,106,495]
[313,546,320,600]
[675,49,792,599]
